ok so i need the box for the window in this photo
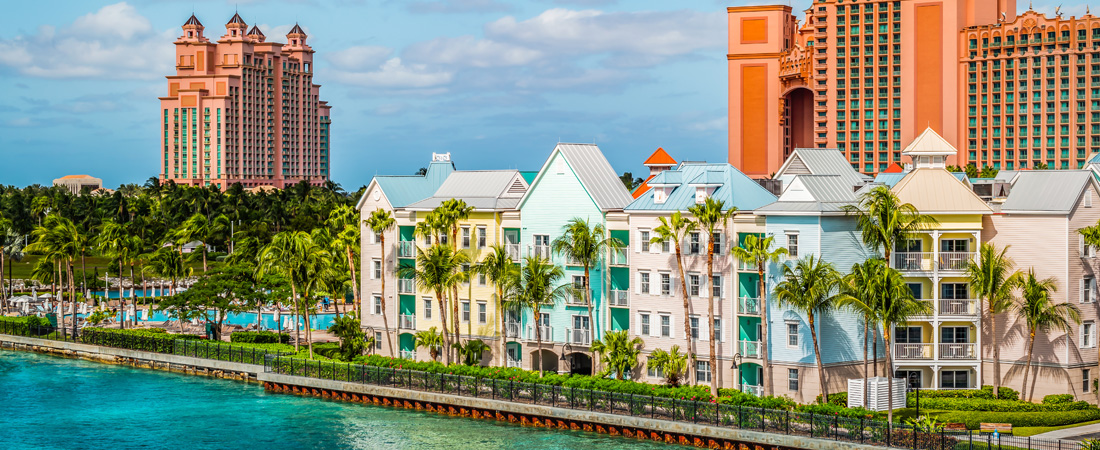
[713,318,722,342]
[374,332,382,350]
[478,302,487,324]
[788,369,799,391]
[640,272,650,294]
[647,357,665,379]
[786,233,799,258]
[895,326,922,343]
[941,326,969,344]
[477,226,486,248]
[423,298,432,319]
[461,227,471,249]
[711,232,723,254]
[640,230,651,252]
[696,361,712,383]
[661,273,671,295]
[689,274,701,297]
[660,314,671,337]
[941,239,969,253]
[662,239,670,253]
[1084,278,1096,303]
[942,283,968,299]
[640,313,651,335]
[712,274,723,298]
[572,276,585,303]
[478,272,487,286]
[372,259,382,279]
[895,370,922,388]
[906,282,923,299]
[689,232,701,254]
[940,370,970,389]
[462,301,471,322]
[1083,321,1096,348]
[1083,237,1096,258]
[690,316,700,339]
[534,234,551,258]
[1085,369,1093,393]
[787,322,799,347]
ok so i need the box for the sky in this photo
[0,0,1081,190]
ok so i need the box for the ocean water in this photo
[0,350,681,450]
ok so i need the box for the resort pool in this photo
[125,309,339,331]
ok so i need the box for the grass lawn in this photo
[1013,419,1100,437]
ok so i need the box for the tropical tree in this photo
[98,220,140,326]
[552,217,623,369]
[328,315,366,361]
[1081,222,1100,249]
[142,246,189,296]
[774,255,841,403]
[650,211,697,381]
[257,230,331,358]
[731,234,787,396]
[456,339,490,366]
[172,212,230,272]
[839,258,887,408]
[0,217,11,304]
[437,199,475,345]
[502,255,571,376]
[842,185,937,265]
[1016,270,1081,401]
[328,205,362,316]
[414,327,444,362]
[874,265,931,423]
[687,197,736,396]
[477,244,517,366]
[591,330,644,380]
[397,244,469,364]
[362,209,395,353]
[966,243,1021,398]
[649,345,690,387]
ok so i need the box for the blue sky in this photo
[0,0,1077,190]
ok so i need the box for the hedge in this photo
[910,396,1092,412]
[230,330,289,344]
[933,409,1100,428]
[0,316,52,336]
[80,327,202,353]
[913,385,1019,401]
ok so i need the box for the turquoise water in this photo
[131,310,338,330]
[0,350,681,449]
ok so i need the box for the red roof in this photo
[643,147,676,166]
[883,163,905,173]
[631,175,655,199]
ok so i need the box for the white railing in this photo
[565,255,584,267]
[532,245,551,259]
[527,325,553,342]
[567,328,591,345]
[739,296,762,315]
[894,343,933,360]
[506,359,521,368]
[892,252,933,271]
[397,278,415,294]
[505,322,521,339]
[568,290,589,305]
[608,289,628,307]
[938,299,978,315]
[399,314,415,330]
[738,260,758,272]
[739,340,761,358]
[742,384,763,397]
[938,252,976,271]
[939,343,977,360]
[609,249,628,266]
[397,241,416,258]
[400,350,416,360]
[505,243,521,260]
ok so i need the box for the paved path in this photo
[1031,422,1100,440]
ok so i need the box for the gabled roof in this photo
[891,169,991,214]
[288,23,306,36]
[553,143,634,210]
[359,160,455,210]
[688,171,725,186]
[626,162,777,211]
[405,171,527,211]
[227,13,246,25]
[631,177,653,199]
[775,148,871,187]
[883,163,905,173]
[648,170,683,186]
[1000,170,1095,214]
[902,127,955,156]
[755,175,858,214]
[643,147,676,166]
[184,14,203,27]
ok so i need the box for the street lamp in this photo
[561,343,573,373]
[909,372,921,417]
[731,353,743,392]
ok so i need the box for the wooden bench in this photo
[943,423,968,432]
[979,423,1013,435]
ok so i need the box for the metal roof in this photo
[797,175,859,203]
[778,148,872,187]
[371,160,455,208]
[891,169,992,214]
[754,201,846,214]
[404,171,526,211]
[688,171,725,186]
[626,162,777,212]
[648,170,683,186]
[1000,170,1094,213]
[555,143,634,210]
[902,127,956,156]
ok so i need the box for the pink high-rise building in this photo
[159,14,331,189]
[724,1,1087,176]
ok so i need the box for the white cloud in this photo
[0,2,174,79]
[407,0,514,14]
[330,57,453,89]
[326,45,394,71]
[405,36,541,67]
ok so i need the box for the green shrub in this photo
[1044,394,1076,405]
[0,316,52,336]
[230,330,289,344]
[933,409,1100,428]
[80,327,202,353]
[910,396,1092,412]
[816,392,848,406]
[910,385,1018,401]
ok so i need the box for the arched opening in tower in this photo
[784,88,814,158]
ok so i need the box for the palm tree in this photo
[650,211,697,382]
[28,215,82,334]
[966,243,1021,398]
[842,185,937,265]
[397,244,469,364]
[1016,270,1081,401]
[591,330,644,380]
[649,345,690,387]
[774,255,841,403]
[257,231,331,358]
[839,258,887,409]
[327,205,361,316]
[173,213,230,272]
[0,217,11,305]
[143,247,189,296]
[437,199,475,346]
[414,327,444,362]
[363,208,395,355]
[502,255,571,376]
[874,265,930,423]
[552,217,624,369]
[687,197,736,396]
[1081,222,1100,249]
[477,245,517,366]
[98,220,136,328]
[731,234,787,396]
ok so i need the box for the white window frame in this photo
[461,226,471,249]
[423,298,433,319]
[461,300,471,323]
[788,368,799,391]
[688,273,701,297]
[712,273,723,298]
[1084,278,1096,303]
[640,312,651,336]
[477,226,487,248]
[374,332,383,350]
[477,302,487,324]
[660,314,672,337]
[695,360,712,383]
[662,239,670,253]
[647,356,664,379]
[689,316,700,340]
[1086,368,1093,393]
[786,232,799,259]
[372,259,382,280]
[373,295,382,315]
[478,272,487,286]
[713,318,722,342]
[786,322,799,347]
[660,272,671,296]
[640,230,651,253]
[1083,321,1096,349]
[1083,236,1096,258]
[711,232,723,255]
[689,232,701,255]
[639,271,651,295]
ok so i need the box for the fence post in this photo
[834,414,838,440]
[651,395,655,419]
[692,401,697,424]
[787,410,791,434]
[810,411,815,437]
[860,417,864,444]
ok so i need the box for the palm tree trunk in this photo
[884,324,895,424]
[675,243,693,384]
[585,265,597,372]
[873,328,880,377]
[202,246,207,273]
[346,246,359,316]
[119,260,125,329]
[69,261,77,337]
[758,265,772,397]
[1023,330,1036,401]
[436,289,450,365]
[863,318,869,407]
[706,245,717,397]
[291,283,300,352]
[990,307,1001,398]
[809,312,827,403]
[379,237,394,357]
[534,304,542,376]
[305,291,314,360]
[498,286,506,367]
[452,284,460,357]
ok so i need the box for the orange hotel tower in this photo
[159,14,331,189]
[728,1,1100,176]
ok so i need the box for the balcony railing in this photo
[527,325,553,342]
[567,328,591,345]
[399,314,415,330]
[939,343,977,360]
[739,340,761,358]
[939,299,978,316]
[894,343,933,360]
[532,245,551,259]
[397,241,416,258]
[741,384,763,397]
[609,249,629,266]
[397,278,415,294]
[739,297,762,315]
[892,252,932,271]
[505,322,521,339]
[399,350,416,360]
[938,252,975,271]
[505,243,521,260]
[506,358,521,368]
[608,289,628,307]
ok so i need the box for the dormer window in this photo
[695,187,707,204]
[654,188,667,204]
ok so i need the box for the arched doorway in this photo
[783,87,814,158]
[566,352,592,376]
[529,349,558,373]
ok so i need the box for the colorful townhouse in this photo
[624,153,776,389]
[357,152,531,363]
[984,170,1100,401]
[755,148,877,403]
[511,143,634,374]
